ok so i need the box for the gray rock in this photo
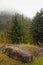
[3,46,33,63]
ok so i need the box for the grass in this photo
[0,52,43,65]
[21,43,38,48]
[0,43,43,65]
[28,55,43,65]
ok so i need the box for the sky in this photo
[0,0,43,18]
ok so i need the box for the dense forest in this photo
[0,9,43,45]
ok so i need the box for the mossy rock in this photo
[3,46,33,63]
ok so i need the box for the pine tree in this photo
[30,9,43,45]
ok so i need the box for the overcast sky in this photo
[0,0,43,18]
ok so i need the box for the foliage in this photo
[7,14,27,43]
[30,9,43,45]
[0,9,43,45]
[0,32,4,42]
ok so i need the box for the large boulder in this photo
[3,45,33,62]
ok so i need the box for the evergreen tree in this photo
[30,9,43,45]
[7,14,23,43]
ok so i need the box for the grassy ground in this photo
[0,43,43,65]
[0,52,43,65]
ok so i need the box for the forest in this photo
[0,9,43,65]
[0,9,43,45]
